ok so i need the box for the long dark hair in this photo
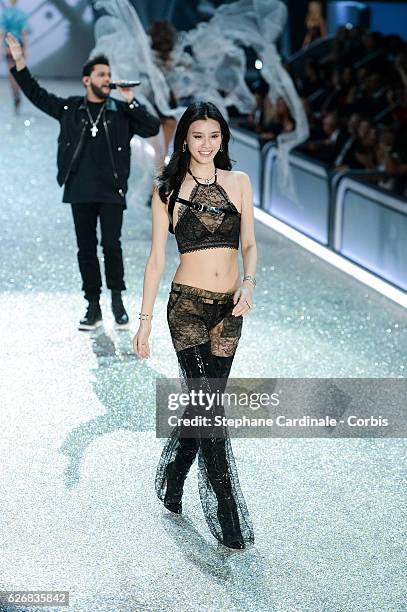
[149,21,177,63]
[158,101,232,219]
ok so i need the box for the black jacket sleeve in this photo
[10,66,66,121]
[121,98,161,138]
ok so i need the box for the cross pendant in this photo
[90,125,98,137]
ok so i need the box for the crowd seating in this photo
[229,128,407,292]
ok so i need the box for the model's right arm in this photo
[133,188,170,359]
[6,33,65,120]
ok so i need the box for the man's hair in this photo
[82,55,110,78]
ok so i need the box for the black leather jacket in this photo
[11,66,161,196]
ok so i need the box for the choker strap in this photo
[188,167,217,185]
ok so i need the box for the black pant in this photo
[155,282,254,546]
[71,202,126,301]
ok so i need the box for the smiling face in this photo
[82,64,112,100]
[185,118,222,165]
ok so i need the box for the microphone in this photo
[109,80,141,89]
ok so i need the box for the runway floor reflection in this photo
[0,80,405,612]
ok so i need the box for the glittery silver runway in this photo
[0,80,406,612]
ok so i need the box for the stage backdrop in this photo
[0,0,94,78]
[1,1,406,78]
[0,0,225,78]
[327,1,407,39]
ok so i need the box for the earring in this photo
[219,143,223,152]
[182,143,186,152]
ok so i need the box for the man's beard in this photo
[90,82,110,100]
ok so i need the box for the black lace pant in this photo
[155,282,254,546]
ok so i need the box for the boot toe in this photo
[223,538,245,550]
[111,297,129,326]
[115,313,129,325]
[164,501,182,515]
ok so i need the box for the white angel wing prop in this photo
[93,0,172,117]
[166,11,254,116]
[210,0,309,200]
[179,20,255,115]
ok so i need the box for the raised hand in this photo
[5,33,25,69]
[5,33,23,61]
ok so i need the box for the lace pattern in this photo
[173,183,240,254]
[155,282,254,547]
[166,282,242,356]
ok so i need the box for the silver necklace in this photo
[189,167,217,184]
[85,101,105,137]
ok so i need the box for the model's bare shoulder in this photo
[152,184,168,205]
[218,168,250,185]
[230,170,248,178]
[231,170,252,194]
[226,170,250,188]
[232,170,250,182]
[232,171,253,209]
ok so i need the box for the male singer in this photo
[6,33,160,330]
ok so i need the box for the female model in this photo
[133,101,257,550]
[1,0,28,113]
[302,1,327,49]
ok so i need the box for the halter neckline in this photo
[188,167,217,186]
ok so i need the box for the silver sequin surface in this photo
[0,81,406,612]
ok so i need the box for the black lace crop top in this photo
[168,170,241,255]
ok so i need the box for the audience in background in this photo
[141,15,407,198]
[238,79,295,147]
[295,58,324,98]
[258,96,295,146]
[290,26,407,196]
[300,111,347,164]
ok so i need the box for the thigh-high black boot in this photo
[162,351,234,514]
[175,342,254,549]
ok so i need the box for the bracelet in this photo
[243,275,256,287]
[139,312,153,320]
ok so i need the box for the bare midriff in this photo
[173,247,241,293]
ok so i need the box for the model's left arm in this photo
[118,87,161,137]
[232,172,257,317]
